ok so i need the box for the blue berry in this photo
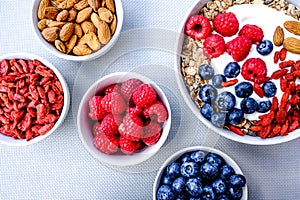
[227,187,243,200]
[215,91,236,111]
[220,165,235,180]
[199,64,215,80]
[199,85,218,104]
[235,82,253,98]
[186,178,203,197]
[240,97,258,114]
[172,177,186,195]
[176,193,188,200]
[162,175,173,185]
[200,103,214,120]
[256,100,271,113]
[262,81,277,98]
[229,174,246,188]
[189,198,201,200]
[212,74,226,88]
[201,185,215,200]
[212,179,227,195]
[257,40,273,55]
[157,185,175,200]
[181,162,199,178]
[224,62,240,78]
[200,162,219,180]
[205,152,224,168]
[166,162,181,179]
[211,112,226,128]
[217,195,230,200]
[190,150,206,164]
[180,153,191,163]
[228,108,244,125]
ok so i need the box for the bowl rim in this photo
[30,0,124,61]
[173,0,300,145]
[153,146,248,200]
[77,71,172,166]
[0,52,70,146]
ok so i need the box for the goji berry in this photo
[249,125,262,131]
[274,51,280,64]
[280,78,287,92]
[229,125,245,136]
[280,89,290,109]
[275,109,287,125]
[292,70,300,78]
[280,121,289,136]
[253,83,264,98]
[258,125,271,139]
[222,79,238,87]
[271,69,288,80]
[289,121,299,132]
[285,73,294,81]
[279,48,287,61]
[279,60,295,68]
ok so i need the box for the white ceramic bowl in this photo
[30,0,124,61]
[153,146,248,200]
[174,0,300,145]
[77,72,172,166]
[0,53,70,146]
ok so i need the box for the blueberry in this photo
[176,193,188,200]
[162,175,173,185]
[212,74,226,88]
[181,162,199,178]
[212,179,227,195]
[257,40,273,55]
[190,150,206,164]
[172,177,186,195]
[157,185,175,200]
[262,81,277,98]
[256,100,271,113]
[240,97,258,114]
[217,195,230,200]
[180,153,191,163]
[199,84,218,104]
[220,165,235,180]
[227,187,243,200]
[211,112,226,128]
[224,62,240,78]
[201,185,215,200]
[199,64,215,80]
[215,92,236,111]
[166,162,181,179]
[235,82,253,98]
[228,108,244,125]
[189,198,201,200]
[205,152,224,168]
[201,103,214,120]
[229,174,246,188]
[200,162,219,180]
[186,178,203,197]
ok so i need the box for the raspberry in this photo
[239,24,264,44]
[120,78,142,100]
[104,84,121,95]
[213,12,239,37]
[100,113,122,136]
[93,122,103,137]
[132,84,157,107]
[93,133,119,154]
[226,36,252,62]
[127,106,143,116]
[143,101,168,123]
[101,92,126,114]
[241,58,268,84]
[185,15,212,40]
[203,34,226,59]
[142,122,162,146]
[88,96,108,120]
[119,113,143,141]
[119,136,140,154]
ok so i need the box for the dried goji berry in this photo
[279,48,287,61]
[0,60,9,76]
[279,60,295,68]
[253,83,264,98]
[222,79,238,87]
[38,123,54,135]
[280,89,290,109]
[229,125,245,136]
[292,70,300,78]
[258,125,271,139]
[280,78,287,92]
[285,73,294,81]
[18,59,29,74]
[275,109,287,125]
[25,129,33,141]
[289,121,299,132]
[274,51,280,64]
[271,69,288,80]
[249,125,262,131]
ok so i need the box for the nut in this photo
[48,21,67,28]
[98,7,113,23]
[73,44,93,55]
[81,21,96,34]
[60,23,75,41]
[56,10,69,22]
[110,14,117,34]
[273,26,284,46]
[57,0,77,9]
[44,6,59,20]
[88,0,100,11]
[38,19,48,30]
[42,27,60,42]
[74,23,83,38]
[74,0,89,10]
[76,7,93,23]
[86,32,101,50]
[97,20,111,44]
[38,0,50,19]
[284,20,300,35]
[106,0,115,13]
[283,37,300,54]
[67,8,77,21]
[54,40,67,53]
[65,35,78,53]
[90,12,102,28]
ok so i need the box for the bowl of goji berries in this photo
[77,72,171,166]
[0,53,70,146]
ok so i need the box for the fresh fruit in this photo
[105,84,121,95]
[273,26,284,46]
[217,195,230,200]
[101,92,126,114]
[100,113,121,136]
[200,162,219,180]
[238,24,264,44]
[186,178,203,197]
[203,34,226,58]
[256,40,273,55]
[262,81,277,98]
[93,133,119,154]
[212,179,227,195]
[144,101,168,122]
[198,64,215,80]
[224,62,240,78]
[235,82,253,98]
[211,112,226,128]
[190,150,206,164]
[132,84,157,107]
[213,12,239,37]
[205,153,224,168]
[241,58,268,84]
[93,122,103,137]
[226,36,252,62]
[119,113,143,141]
[166,162,181,179]
[120,78,142,100]
[220,165,235,180]
[240,98,258,114]
[215,91,236,111]
[229,174,246,188]
[172,177,186,195]
[157,185,175,200]
[199,84,218,104]
[181,162,199,178]
[162,175,173,185]
[256,100,272,113]
[212,74,226,88]
[88,96,108,120]
[227,187,243,200]
[142,122,162,146]
[202,185,216,200]
[228,108,244,125]
[185,15,212,40]
[119,136,140,154]
[200,103,214,120]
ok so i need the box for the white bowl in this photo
[0,53,70,146]
[174,0,300,145]
[153,146,248,200]
[30,0,124,61]
[77,72,172,166]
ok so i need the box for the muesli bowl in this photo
[174,0,300,145]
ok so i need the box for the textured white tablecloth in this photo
[1,0,300,199]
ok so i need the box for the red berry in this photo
[119,136,140,154]
[241,58,268,84]
[121,78,142,100]
[142,122,162,146]
[93,133,119,154]
[93,122,103,137]
[119,113,143,141]
[127,106,143,116]
[185,15,212,40]
[213,12,239,37]
[100,113,122,136]
[88,96,108,120]
[101,92,126,114]
[203,34,226,59]
[226,36,252,62]
[143,101,168,123]
[239,24,264,44]
[105,84,121,95]
[132,84,157,107]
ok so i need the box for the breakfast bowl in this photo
[77,72,171,166]
[174,0,300,145]
[0,53,70,146]
[31,0,123,61]
[153,146,248,200]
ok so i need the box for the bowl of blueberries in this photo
[153,146,247,200]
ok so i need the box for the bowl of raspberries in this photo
[154,146,248,200]
[77,72,171,166]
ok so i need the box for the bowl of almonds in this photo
[31,0,123,61]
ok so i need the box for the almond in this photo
[86,32,101,50]
[88,0,100,12]
[284,21,300,36]
[38,19,48,31]
[273,26,284,46]
[60,23,75,41]
[65,35,78,53]
[54,40,67,53]
[73,44,93,56]
[97,20,111,44]
[57,0,77,9]
[106,0,115,13]
[42,27,60,42]
[74,0,89,10]
[76,7,93,23]
[74,23,83,38]
[110,14,117,35]
[67,8,77,21]
[283,37,300,54]
[48,21,67,28]
[81,21,96,34]
[44,6,59,20]
[98,7,113,23]
[90,12,102,28]
[56,10,69,22]
[38,0,50,19]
